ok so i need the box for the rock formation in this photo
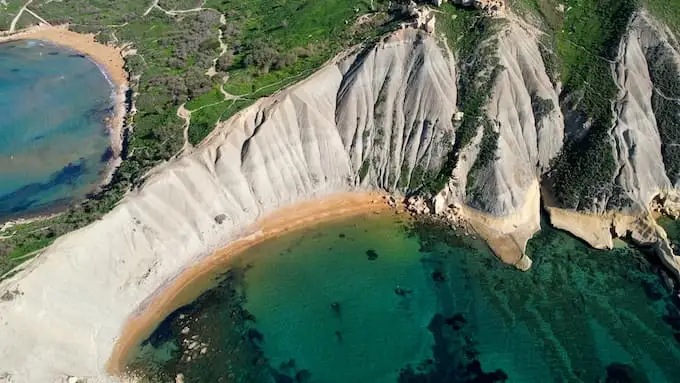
[0,5,679,382]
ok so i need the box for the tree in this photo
[216,51,235,72]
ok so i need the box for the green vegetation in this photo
[0,1,23,28]
[512,0,637,209]
[183,0,405,144]
[647,45,680,184]
[465,120,500,208]
[645,0,680,36]
[358,159,371,182]
[425,4,501,195]
[531,95,555,123]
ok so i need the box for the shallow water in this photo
[0,39,113,219]
[129,213,680,382]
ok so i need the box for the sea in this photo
[0,39,114,220]
[128,212,680,382]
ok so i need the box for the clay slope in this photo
[0,29,457,382]
[436,22,563,269]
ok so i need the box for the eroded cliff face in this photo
[0,9,679,382]
[0,29,459,382]
[434,22,564,269]
[546,12,680,278]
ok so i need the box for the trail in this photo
[9,0,31,32]
[24,7,49,25]
[143,0,158,16]
[653,86,680,103]
[177,103,192,153]
[206,13,228,77]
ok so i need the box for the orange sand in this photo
[105,192,398,376]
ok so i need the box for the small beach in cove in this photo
[0,25,128,219]
[106,192,396,375]
[0,25,128,156]
[112,195,680,382]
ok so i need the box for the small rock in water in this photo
[181,326,190,335]
[179,314,185,319]
[432,270,446,282]
[394,286,412,297]
[366,249,379,261]
[330,302,341,315]
[175,373,185,383]
[200,347,208,354]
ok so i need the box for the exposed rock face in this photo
[466,23,563,216]
[335,29,457,190]
[436,22,563,267]
[611,13,679,211]
[0,29,458,382]
[0,10,679,383]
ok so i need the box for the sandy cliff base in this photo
[458,180,541,271]
[106,192,395,376]
[546,205,680,280]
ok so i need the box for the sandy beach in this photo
[0,24,129,157]
[106,191,397,376]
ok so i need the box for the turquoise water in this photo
[129,213,680,382]
[0,39,114,219]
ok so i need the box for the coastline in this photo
[0,24,129,158]
[457,180,541,271]
[105,191,398,376]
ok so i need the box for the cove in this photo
[127,213,680,382]
[0,39,114,220]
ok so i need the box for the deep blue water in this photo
[0,39,114,220]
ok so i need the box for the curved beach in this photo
[0,24,129,157]
[106,192,395,376]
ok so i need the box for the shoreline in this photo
[0,24,130,223]
[0,24,129,158]
[105,191,398,376]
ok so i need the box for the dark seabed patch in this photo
[128,213,680,382]
[0,39,114,220]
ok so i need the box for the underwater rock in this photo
[366,249,379,261]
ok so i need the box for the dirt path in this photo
[9,0,32,32]
[206,13,228,77]
[177,103,193,152]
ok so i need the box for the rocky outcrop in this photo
[435,22,563,268]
